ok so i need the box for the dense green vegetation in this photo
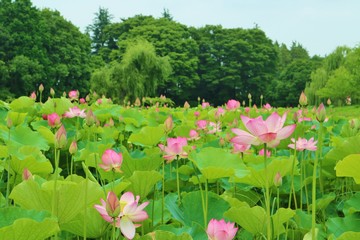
[0,0,359,106]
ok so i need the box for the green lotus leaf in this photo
[126,170,162,199]
[6,111,28,126]
[139,230,192,240]
[189,147,249,180]
[224,205,266,235]
[343,192,360,215]
[128,125,165,147]
[9,96,35,112]
[326,214,360,237]
[41,97,73,115]
[0,207,59,240]
[337,232,360,240]
[335,154,360,184]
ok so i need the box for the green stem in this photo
[52,149,60,240]
[112,219,116,240]
[264,143,272,240]
[311,123,322,240]
[191,162,207,228]
[162,160,165,224]
[205,179,209,229]
[176,158,181,205]
[5,128,11,207]
[83,178,88,240]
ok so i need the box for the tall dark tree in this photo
[86,7,113,54]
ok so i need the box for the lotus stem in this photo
[312,122,322,240]
[264,143,272,240]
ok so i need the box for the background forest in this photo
[0,0,359,106]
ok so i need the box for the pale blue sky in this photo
[31,0,360,57]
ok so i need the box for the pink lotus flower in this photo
[226,99,240,110]
[47,113,61,128]
[202,102,210,109]
[259,148,271,157]
[68,90,79,100]
[231,112,296,148]
[288,137,317,151]
[263,103,272,111]
[94,192,121,223]
[197,120,208,130]
[64,106,86,118]
[158,137,188,163]
[231,142,251,154]
[215,107,225,118]
[99,149,123,172]
[188,129,200,141]
[207,219,238,240]
[119,192,149,239]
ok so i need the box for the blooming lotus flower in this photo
[263,103,272,111]
[215,107,225,118]
[226,99,240,110]
[94,191,121,225]
[64,106,86,118]
[259,148,271,157]
[68,90,79,100]
[231,112,296,148]
[188,129,200,141]
[47,113,61,128]
[207,219,238,240]
[231,142,251,154]
[208,121,221,134]
[197,120,208,130]
[119,192,149,239]
[158,137,188,163]
[202,102,210,109]
[99,149,123,172]
[288,137,317,151]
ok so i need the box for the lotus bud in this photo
[50,88,55,97]
[164,116,173,133]
[327,98,331,106]
[39,84,44,93]
[30,91,36,99]
[316,103,326,123]
[274,172,282,187]
[79,98,86,104]
[47,113,61,128]
[248,93,252,99]
[134,97,141,107]
[299,91,308,106]
[260,94,263,100]
[85,109,96,126]
[55,125,67,149]
[69,140,77,155]
[22,168,33,181]
[242,100,246,106]
[184,101,190,109]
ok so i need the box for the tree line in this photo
[1,0,358,106]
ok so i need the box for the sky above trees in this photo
[31,0,360,57]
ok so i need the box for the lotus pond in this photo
[0,93,359,240]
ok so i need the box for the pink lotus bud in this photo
[50,88,55,97]
[245,107,250,114]
[22,168,33,181]
[183,101,190,109]
[219,137,226,147]
[6,117,13,129]
[196,120,207,130]
[274,172,282,187]
[259,148,271,157]
[194,111,200,118]
[188,129,200,141]
[299,91,308,106]
[86,109,96,126]
[105,191,121,218]
[79,98,86,104]
[47,113,61,128]
[202,102,210,109]
[215,107,225,118]
[30,91,36,99]
[316,103,326,122]
[69,140,77,155]
[164,116,173,133]
[55,125,67,149]
[38,84,44,93]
